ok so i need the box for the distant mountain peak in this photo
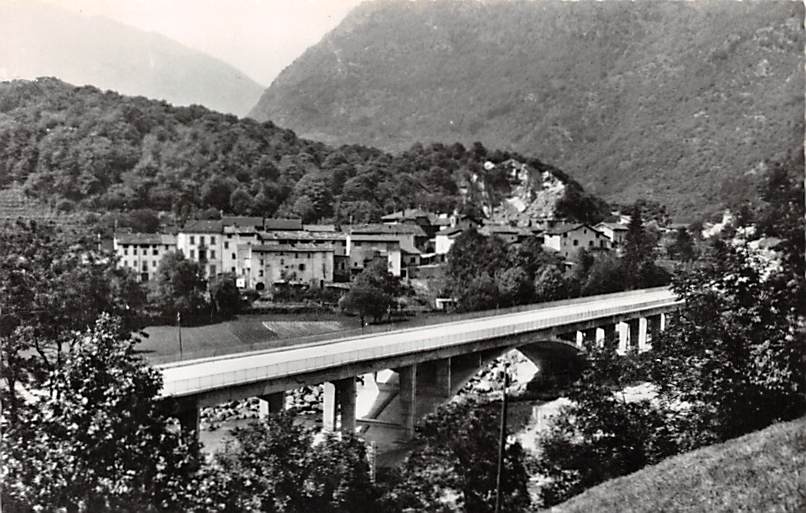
[0,1,264,116]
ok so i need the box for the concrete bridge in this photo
[158,287,680,448]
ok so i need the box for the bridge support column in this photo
[647,314,662,345]
[176,400,200,438]
[575,330,584,347]
[595,327,606,347]
[628,319,641,351]
[616,321,630,354]
[323,378,356,433]
[638,317,649,352]
[258,391,285,418]
[415,358,452,419]
[396,364,417,437]
[660,312,667,331]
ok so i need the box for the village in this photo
[113,207,637,306]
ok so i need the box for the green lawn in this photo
[543,416,806,512]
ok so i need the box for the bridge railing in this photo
[146,287,673,365]
[160,294,680,397]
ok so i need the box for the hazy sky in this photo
[42,0,365,85]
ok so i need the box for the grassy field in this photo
[544,416,806,512]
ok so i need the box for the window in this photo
[132,248,137,256]
[260,259,264,265]
[224,241,229,249]
[231,253,236,260]
[152,247,158,256]
[199,250,206,260]
[164,245,170,251]
[299,263,306,271]
[589,240,594,247]
[190,249,195,259]
[210,236,216,244]
[280,259,284,265]
[259,270,264,277]
[189,235,195,245]
[200,236,205,245]
[573,239,579,246]
[142,262,148,271]
[152,261,157,267]
[210,250,216,259]
[600,240,607,248]
[123,247,128,256]
[209,265,216,276]
[231,267,236,272]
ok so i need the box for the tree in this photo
[340,285,390,326]
[667,226,696,261]
[533,265,567,303]
[229,187,254,215]
[386,397,531,513]
[622,204,654,289]
[495,266,532,306]
[215,412,378,512]
[124,208,160,233]
[1,315,206,512]
[649,239,805,445]
[209,273,241,319]
[150,250,208,320]
[0,220,146,412]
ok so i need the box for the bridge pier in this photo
[396,364,417,437]
[176,399,200,436]
[595,327,606,347]
[258,391,285,418]
[616,321,630,354]
[638,317,649,352]
[323,378,356,433]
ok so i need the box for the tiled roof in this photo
[547,223,605,236]
[345,223,427,237]
[253,243,334,253]
[260,230,345,242]
[596,222,629,231]
[349,234,404,242]
[264,218,303,230]
[399,239,421,254]
[221,216,264,228]
[381,208,432,221]
[182,220,223,233]
[303,224,337,232]
[115,233,176,245]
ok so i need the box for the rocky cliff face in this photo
[464,158,567,225]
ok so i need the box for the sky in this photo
[42,0,366,86]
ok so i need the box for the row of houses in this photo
[113,210,631,290]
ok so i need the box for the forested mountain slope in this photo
[250,0,804,220]
[0,1,264,116]
[0,78,607,224]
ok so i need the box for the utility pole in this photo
[494,369,509,513]
[177,312,183,359]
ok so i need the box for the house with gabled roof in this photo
[543,223,610,260]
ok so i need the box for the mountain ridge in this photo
[249,0,805,220]
[0,1,264,116]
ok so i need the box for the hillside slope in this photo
[0,78,606,225]
[0,1,264,116]
[250,0,804,220]
[544,416,806,512]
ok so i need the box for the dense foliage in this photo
[445,223,669,312]
[1,316,208,513]
[0,78,606,224]
[252,0,803,219]
[382,397,531,513]
[0,220,146,409]
[534,163,805,507]
[214,413,379,512]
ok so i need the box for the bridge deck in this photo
[158,288,680,399]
